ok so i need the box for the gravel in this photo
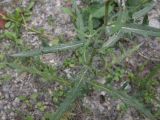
[0,0,74,119]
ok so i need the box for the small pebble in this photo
[4,94,10,99]
[10,112,14,117]
[33,89,38,93]
[1,115,6,120]
[12,98,20,108]
[2,85,10,92]
[10,93,14,98]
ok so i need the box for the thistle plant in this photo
[3,0,160,120]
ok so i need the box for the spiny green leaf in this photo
[121,23,160,37]
[102,31,123,49]
[111,43,143,65]
[91,82,156,120]
[11,41,84,57]
[127,0,151,7]
[106,23,160,39]
[7,62,70,85]
[76,6,84,30]
[132,2,155,19]
[49,69,88,120]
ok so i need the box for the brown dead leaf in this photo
[0,10,7,29]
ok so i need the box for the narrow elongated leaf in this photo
[91,82,156,120]
[7,62,70,85]
[121,23,160,37]
[103,22,160,51]
[106,23,160,38]
[11,41,84,57]
[111,43,143,65]
[50,69,88,120]
[76,6,85,32]
[27,0,35,10]
[127,0,152,7]
[132,2,155,19]
[102,31,123,49]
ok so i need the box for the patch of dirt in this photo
[0,0,75,119]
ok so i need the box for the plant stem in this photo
[104,0,110,26]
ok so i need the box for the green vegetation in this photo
[1,0,160,120]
